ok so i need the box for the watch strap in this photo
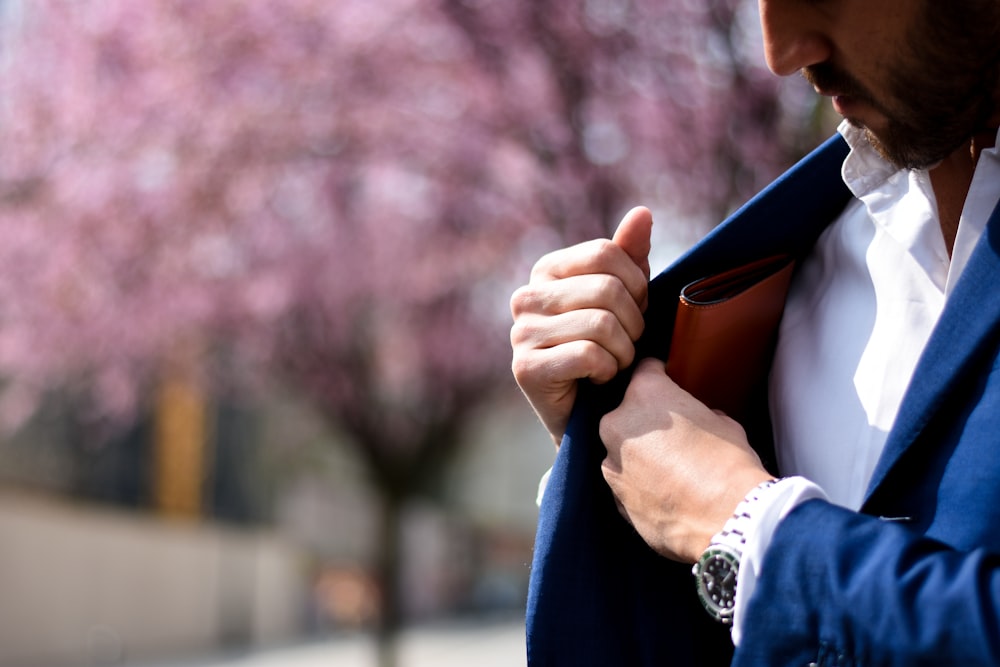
[712,478,781,553]
[693,478,780,624]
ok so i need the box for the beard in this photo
[803,4,1000,170]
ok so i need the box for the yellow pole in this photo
[152,363,208,519]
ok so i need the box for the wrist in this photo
[691,471,776,560]
[692,478,780,624]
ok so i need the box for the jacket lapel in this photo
[864,196,1000,504]
[639,134,852,359]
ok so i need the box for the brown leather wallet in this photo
[664,255,795,422]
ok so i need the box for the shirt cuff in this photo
[731,476,828,646]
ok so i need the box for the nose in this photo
[758,0,832,76]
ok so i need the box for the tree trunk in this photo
[374,491,404,667]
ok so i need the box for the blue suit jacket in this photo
[526,134,1000,666]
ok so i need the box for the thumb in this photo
[611,206,652,279]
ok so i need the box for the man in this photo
[511,1,1000,665]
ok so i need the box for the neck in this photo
[928,128,997,256]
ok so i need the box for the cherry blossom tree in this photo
[0,0,822,663]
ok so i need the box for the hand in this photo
[599,358,773,563]
[510,206,652,445]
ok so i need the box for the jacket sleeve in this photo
[734,499,1000,666]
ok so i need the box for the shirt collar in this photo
[837,120,907,199]
[838,120,1000,198]
[837,120,947,290]
[837,119,1000,296]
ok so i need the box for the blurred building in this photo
[0,385,549,665]
[0,490,305,666]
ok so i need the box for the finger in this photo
[611,206,653,280]
[513,337,622,390]
[638,358,709,406]
[628,357,677,393]
[510,273,645,342]
[511,309,638,375]
[531,239,649,312]
[620,357,697,413]
[635,356,670,376]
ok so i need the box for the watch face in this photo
[693,546,740,623]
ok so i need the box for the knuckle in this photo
[619,346,637,370]
[530,244,581,281]
[509,317,531,346]
[579,340,620,381]
[592,272,625,304]
[599,458,612,482]
[510,351,543,387]
[587,308,619,339]
[587,239,621,268]
[511,281,565,318]
[583,313,635,370]
[532,245,566,271]
[510,355,529,382]
[599,413,611,441]
[509,284,539,317]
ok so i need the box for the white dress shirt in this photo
[731,121,1000,644]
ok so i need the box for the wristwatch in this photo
[692,479,778,624]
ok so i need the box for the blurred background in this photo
[0,0,836,665]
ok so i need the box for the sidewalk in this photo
[139,618,526,667]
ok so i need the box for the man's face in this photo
[776,1,1000,169]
